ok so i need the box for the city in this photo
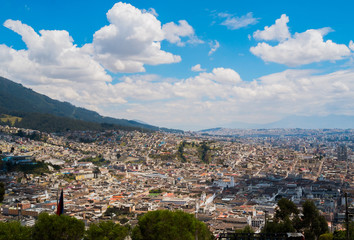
[0,125,352,236]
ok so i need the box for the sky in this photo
[1,0,354,130]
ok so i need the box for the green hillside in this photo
[0,76,182,133]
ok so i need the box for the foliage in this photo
[177,141,187,162]
[302,200,328,240]
[262,217,295,233]
[319,233,333,240]
[84,221,129,240]
[0,221,32,240]
[275,198,299,221]
[263,199,328,240]
[132,210,213,240]
[333,230,346,240]
[333,222,354,240]
[6,161,50,175]
[235,225,255,233]
[32,212,85,240]
[104,206,134,218]
[149,188,163,194]
[79,155,110,166]
[0,182,4,202]
[0,114,22,126]
[197,142,211,164]
[0,76,182,133]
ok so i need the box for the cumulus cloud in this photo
[349,40,354,51]
[208,40,220,56]
[191,64,206,72]
[92,2,181,73]
[251,15,351,66]
[99,68,354,130]
[219,12,258,30]
[253,14,290,41]
[2,20,111,84]
[162,20,203,46]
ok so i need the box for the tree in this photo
[236,225,255,233]
[301,200,328,240]
[319,233,333,240]
[0,182,5,202]
[0,221,32,240]
[262,217,295,234]
[84,221,129,240]
[32,213,85,240]
[275,198,299,221]
[132,210,213,240]
[262,199,328,239]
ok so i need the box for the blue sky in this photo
[1,0,354,130]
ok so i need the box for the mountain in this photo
[219,115,354,130]
[262,115,354,129]
[0,76,181,133]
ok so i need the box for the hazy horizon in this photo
[1,0,354,130]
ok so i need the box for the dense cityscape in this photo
[0,125,353,238]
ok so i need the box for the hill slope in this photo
[0,76,179,132]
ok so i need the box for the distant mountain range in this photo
[222,115,354,129]
[199,115,354,133]
[0,76,181,133]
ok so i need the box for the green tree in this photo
[0,182,5,202]
[32,212,85,240]
[302,200,328,240]
[319,233,333,240]
[262,217,295,233]
[235,225,254,233]
[275,198,299,221]
[132,210,213,240]
[0,221,32,240]
[84,221,129,240]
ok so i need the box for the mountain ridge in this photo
[0,76,181,133]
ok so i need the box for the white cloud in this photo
[162,20,203,46]
[92,2,181,73]
[208,40,220,56]
[99,68,354,130]
[349,40,354,51]
[251,16,351,66]
[2,20,111,85]
[219,12,258,30]
[191,64,206,72]
[253,14,290,41]
[143,8,158,17]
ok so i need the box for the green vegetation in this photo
[104,206,135,219]
[132,210,213,240]
[235,225,255,234]
[6,161,50,175]
[0,114,22,126]
[197,141,211,164]
[32,213,85,240]
[262,199,329,240]
[0,76,182,133]
[85,221,130,240]
[0,221,32,240]
[177,141,187,162]
[79,154,110,166]
[318,222,354,240]
[149,188,163,194]
[176,141,213,164]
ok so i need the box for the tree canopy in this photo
[262,199,328,240]
[84,221,129,240]
[32,212,85,240]
[0,221,32,240]
[132,210,213,240]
